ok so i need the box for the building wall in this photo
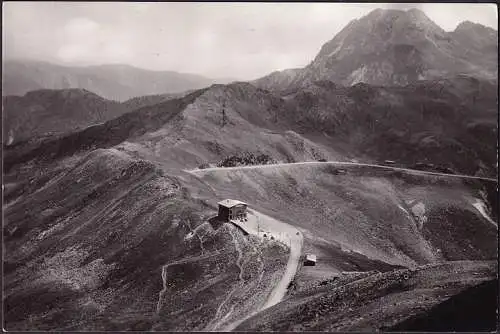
[304,260,316,266]
[218,204,247,221]
[218,206,230,221]
[230,205,247,219]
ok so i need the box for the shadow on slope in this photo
[389,278,498,332]
[236,261,497,331]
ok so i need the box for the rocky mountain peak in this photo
[453,20,498,43]
[315,8,445,60]
[455,20,497,33]
[255,8,496,91]
[450,20,497,61]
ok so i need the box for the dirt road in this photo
[223,209,303,331]
[248,209,303,309]
[188,161,497,182]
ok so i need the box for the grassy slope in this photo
[191,164,497,270]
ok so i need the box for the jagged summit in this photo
[454,20,498,33]
[254,7,497,91]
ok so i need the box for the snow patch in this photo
[7,129,14,145]
[348,66,368,85]
[411,202,427,229]
[326,40,345,58]
[472,199,497,227]
[405,199,416,206]
[398,205,408,213]
[340,243,365,255]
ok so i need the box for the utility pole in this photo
[222,101,227,127]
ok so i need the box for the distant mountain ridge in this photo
[2,59,235,101]
[4,74,498,179]
[254,8,498,92]
[2,88,127,146]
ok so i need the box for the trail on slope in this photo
[156,251,223,315]
[205,227,244,331]
[183,219,206,255]
[220,239,265,332]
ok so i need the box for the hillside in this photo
[2,89,131,146]
[254,8,498,91]
[2,60,232,101]
[191,164,497,270]
[390,278,498,331]
[6,82,497,268]
[2,6,497,331]
[5,75,497,177]
[2,88,201,147]
[3,80,497,331]
[3,148,289,331]
[236,261,497,331]
[282,76,498,178]
[3,83,343,174]
[122,90,196,111]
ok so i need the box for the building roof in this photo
[218,199,247,208]
[305,254,317,262]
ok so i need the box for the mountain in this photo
[2,88,202,147]
[3,147,289,331]
[254,8,498,92]
[3,83,341,174]
[122,90,197,111]
[5,75,497,178]
[282,76,498,178]
[2,89,130,146]
[3,7,497,331]
[451,21,498,54]
[2,60,233,101]
[4,81,497,330]
[450,21,498,75]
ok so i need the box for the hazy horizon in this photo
[3,2,498,80]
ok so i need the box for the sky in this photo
[2,2,498,80]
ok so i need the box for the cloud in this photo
[57,17,134,64]
[3,2,498,79]
[381,3,425,11]
[64,17,99,36]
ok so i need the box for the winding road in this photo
[222,209,304,331]
[188,160,497,182]
[185,160,495,330]
[248,209,303,310]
